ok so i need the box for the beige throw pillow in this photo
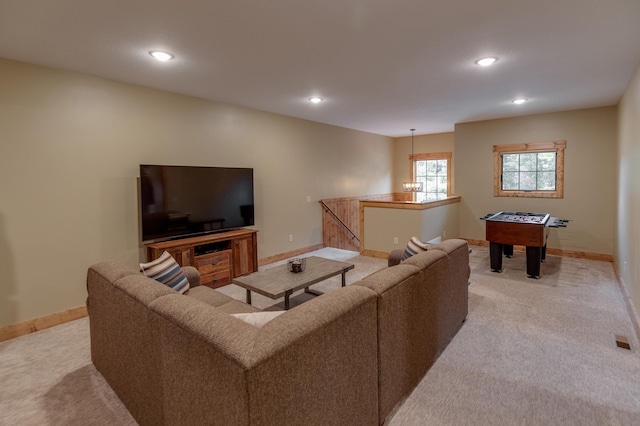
[230,311,286,328]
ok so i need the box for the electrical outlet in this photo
[289,234,293,242]
[442,231,446,238]
[393,237,399,245]
[306,195,312,202]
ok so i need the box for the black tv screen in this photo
[139,164,254,242]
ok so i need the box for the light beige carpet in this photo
[1,246,638,425]
[388,247,640,425]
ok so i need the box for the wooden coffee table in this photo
[231,256,355,310]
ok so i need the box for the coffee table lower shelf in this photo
[232,256,355,310]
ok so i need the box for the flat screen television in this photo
[139,164,254,243]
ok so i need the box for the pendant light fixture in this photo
[402,129,424,192]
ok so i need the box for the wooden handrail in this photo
[319,200,360,244]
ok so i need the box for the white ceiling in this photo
[1,0,640,137]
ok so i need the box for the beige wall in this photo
[0,58,394,327]
[362,202,459,253]
[617,60,640,319]
[393,132,455,193]
[455,107,618,254]
[2,54,633,329]
[363,207,421,253]
[420,202,459,243]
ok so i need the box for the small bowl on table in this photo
[287,258,306,273]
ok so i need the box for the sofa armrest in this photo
[426,238,470,351]
[428,239,470,281]
[182,266,201,287]
[388,249,404,267]
[428,238,469,256]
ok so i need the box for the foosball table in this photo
[482,211,569,278]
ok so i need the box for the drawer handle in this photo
[211,260,218,266]
[213,277,218,282]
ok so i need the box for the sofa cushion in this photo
[401,236,429,260]
[186,286,235,307]
[112,274,176,304]
[87,261,139,286]
[402,249,447,270]
[140,251,190,294]
[185,286,261,313]
[231,311,286,328]
[355,263,421,295]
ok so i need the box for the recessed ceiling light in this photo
[512,98,528,104]
[149,51,174,61]
[308,97,323,104]
[475,57,498,66]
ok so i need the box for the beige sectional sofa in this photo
[86,239,469,425]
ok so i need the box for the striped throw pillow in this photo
[140,251,190,294]
[401,236,429,261]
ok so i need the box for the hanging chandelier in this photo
[402,129,424,192]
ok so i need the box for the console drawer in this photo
[194,251,231,275]
[201,270,232,289]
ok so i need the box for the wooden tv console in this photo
[144,229,258,289]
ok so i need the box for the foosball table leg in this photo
[503,244,514,258]
[525,246,542,279]
[490,242,503,272]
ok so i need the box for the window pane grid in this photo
[501,152,556,191]
[416,159,447,201]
